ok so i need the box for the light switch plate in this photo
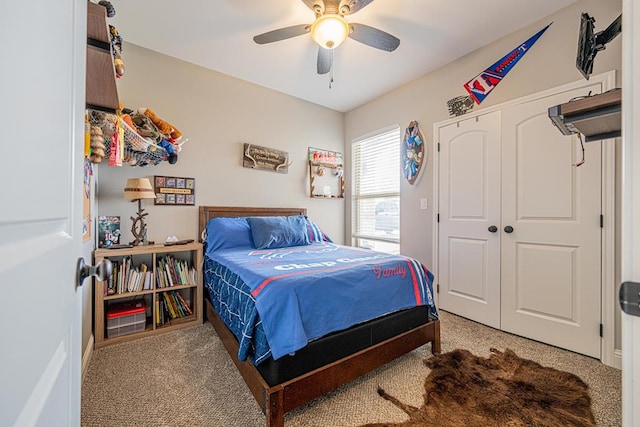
[420,198,428,210]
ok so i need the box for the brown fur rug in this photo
[363,348,595,427]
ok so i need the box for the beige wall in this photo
[87,43,345,352]
[344,0,622,351]
[97,43,345,245]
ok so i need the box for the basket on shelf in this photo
[88,110,169,166]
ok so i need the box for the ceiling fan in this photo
[253,0,400,75]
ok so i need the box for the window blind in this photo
[352,126,400,253]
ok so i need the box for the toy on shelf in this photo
[110,25,125,77]
[95,0,125,78]
[89,125,106,163]
[139,108,182,141]
[88,108,187,167]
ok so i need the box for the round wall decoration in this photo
[402,120,425,185]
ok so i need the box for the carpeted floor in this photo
[81,311,621,426]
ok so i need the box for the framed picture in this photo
[97,216,121,248]
[154,176,195,205]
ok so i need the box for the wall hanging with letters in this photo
[448,23,551,116]
[243,143,291,173]
[153,176,195,205]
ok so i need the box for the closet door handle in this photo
[504,226,514,233]
[488,225,498,233]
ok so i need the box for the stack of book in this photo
[106,257,154,295]
[155,291,193,326]
[155,255,197,288]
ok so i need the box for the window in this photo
[352,126,401,254]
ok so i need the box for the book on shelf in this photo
[164,259,174,287]
[104,256,155,295]
[161,299,167,325]
[159,290,192,322]
[162,292,176,319]
[175,291,193,315]
[143,271,153,290]
[155,299,163,327]
[156,255,195,287]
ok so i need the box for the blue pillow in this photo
[305,218,333,243]
[247,215,311,249]
[205,217,254,257]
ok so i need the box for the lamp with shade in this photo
[124,178,156,246]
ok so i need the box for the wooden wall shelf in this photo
[548,88,621,142]
[309,160,345,199]
[86,1,120,112]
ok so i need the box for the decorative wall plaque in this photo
[153,176,195,205]
[403,121,425,185]
[243,143,291,173]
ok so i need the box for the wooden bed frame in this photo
[198,206,441,426]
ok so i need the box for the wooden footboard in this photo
[205,299,441,426]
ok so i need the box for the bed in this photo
[198,206,441,426]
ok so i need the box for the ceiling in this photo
[109,0,577,112]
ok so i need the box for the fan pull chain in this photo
[329,49,334,89]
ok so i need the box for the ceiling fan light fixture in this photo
[310,14,350,49]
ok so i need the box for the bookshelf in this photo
[93,242,203,348]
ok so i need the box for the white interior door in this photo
[438,111,502,328]
[0,1,85,425]
[500,85,603,358]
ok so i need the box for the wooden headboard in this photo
[198,206,307,242]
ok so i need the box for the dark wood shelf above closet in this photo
[548,88,621,142]
[86,1,120,112]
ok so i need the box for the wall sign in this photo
[243,143,291,174]
[153,176,195,205]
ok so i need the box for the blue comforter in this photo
[205,242,436,363]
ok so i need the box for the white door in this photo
[621,0,640,424]
[438,111,502,328]
[500,85,602,358]
[0,1,86,426]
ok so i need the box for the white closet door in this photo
[500,84,602,358]
[438,111,502,328]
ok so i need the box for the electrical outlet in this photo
[420,198,428,210]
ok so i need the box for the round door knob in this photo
[504,226,514,233]
[76,258,113,288]
[488,225,498,233]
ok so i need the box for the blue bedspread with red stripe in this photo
[207,242,435,361]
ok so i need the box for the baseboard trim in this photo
[82,334,94,381]
[612,348,622,370]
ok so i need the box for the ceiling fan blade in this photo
[317,47,332,74]
[253,24,310,44]
[338,0,374,15]
[348,23,400,52]
[301,0,324,15]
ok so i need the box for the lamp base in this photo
[130,199,149,246]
